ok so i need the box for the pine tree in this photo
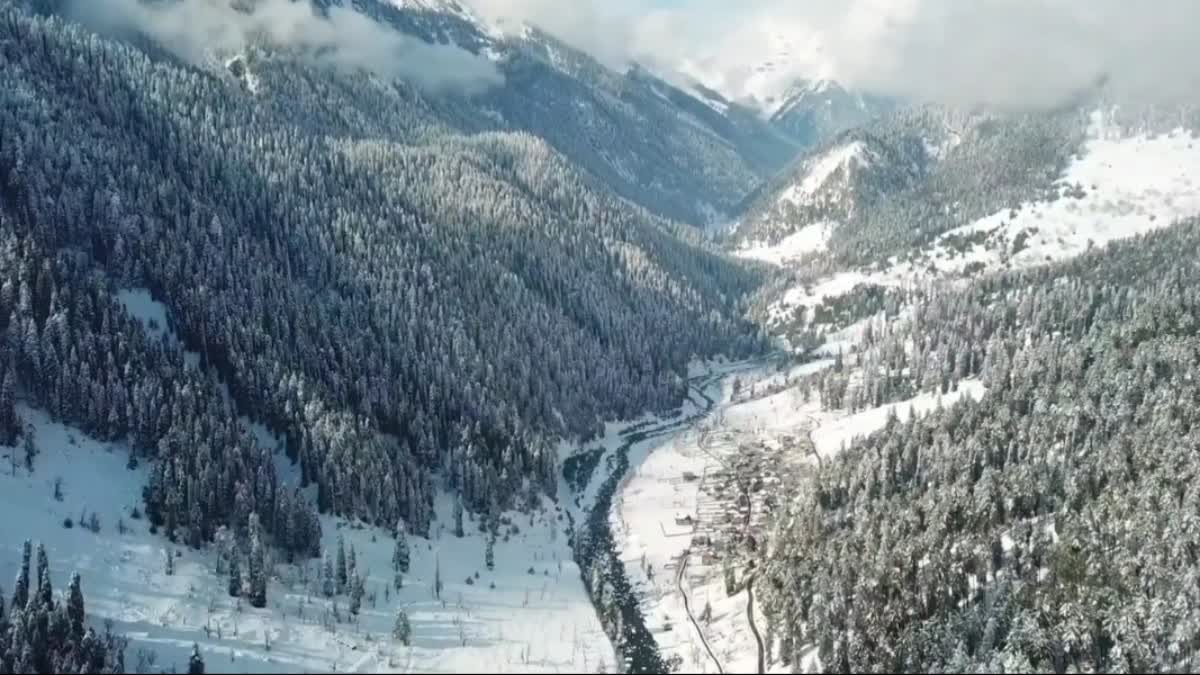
[434,556,443,600]
[485,537,495,571]
[248,525,267,609]
[0,368,16,446]
[392,529,410,574]
[67,572,84,639]
[13,539,31,610]
[35,544,51,609]
[349,575,364,616]
[336,536,348,594]
[393,571,404,591]
[164,548,175,576]
[348,544,357,583]
[453,500,465,538]
[392,608,411,646]
[22,431,36,473]
[322,552,335,598]
[228,552,242,597]
[188,642,205,674]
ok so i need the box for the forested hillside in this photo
[760,215,1200,672]
[0,0,765,554]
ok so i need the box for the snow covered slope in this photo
[3,382,613,673]
[1,287,621,674]
[734,222,833,266]
[765,110,1200,325]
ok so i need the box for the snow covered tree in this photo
[434,556,443,601]
[393,571,404,591]
[22,430,36,473]
[248,518,267,609]
[322,552,335,598]
[485,537,495,571]
[347,544,357,584]
[66,572,84,639]
[723,560,737,597]
[13,539,31,610]
[164,548,175,576]
[392,608,411,646]
[228,552,242,598]
[453,500,464,538]
[336,536,348,595]
[392,527,410,574]
[0,368,17,446]
[349,575,364,616]
[34,543,51,609]
[188,643,205,675]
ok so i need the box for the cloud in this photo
[67,0,503,94]
[465,0,1200,109]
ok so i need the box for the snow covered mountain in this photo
[303,0,804,225]
[732,116,937,253]
[768,79,894,146]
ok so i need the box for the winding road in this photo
[746,573,765,674]
[676,552,724,674]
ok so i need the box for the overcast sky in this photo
[466,0,1200,109]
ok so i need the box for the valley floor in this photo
[605,357,987,674]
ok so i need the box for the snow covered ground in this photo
[776,141,870,211]
[610,361,772,675]
[735,222,833,266]
[0,405,614,673]
[809,379,986,458]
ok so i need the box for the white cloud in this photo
[466,0,1200,109]
[68,0,503,94]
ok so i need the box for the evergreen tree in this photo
[164,548,175,576]
[485,537,495,571]
[322,552,335,598]
[434,556,443,601]
[392,527,410,574]
[347,544,357,584]
[393,571,404,591]
[188,643,205,675]
[21,431,35,473]
[0,368,16,446]
[228,552,242,598]
[13,540,31,611]
[66,572,84,640]
[336,536,348,595]
[723,560,737,597]
[349,575,364,616]
[453,500,464,538]
[392,608,411,646]
[248,523,267,609]
[34,544,51,609]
